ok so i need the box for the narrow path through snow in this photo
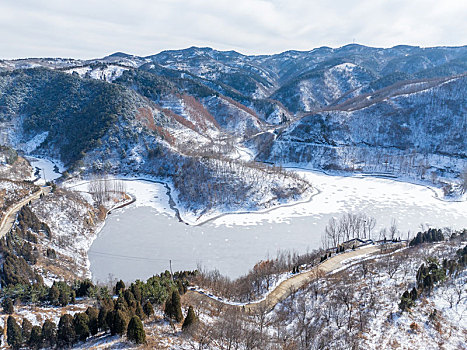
[183,243,393,313]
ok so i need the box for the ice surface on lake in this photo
[89,171,467,282]
[27,157,65,184]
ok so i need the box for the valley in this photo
[0,44,466,349]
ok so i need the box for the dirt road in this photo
[0,188,45,238]
[184,244,383,313]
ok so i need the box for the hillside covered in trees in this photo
[0,44,466,214]
[0,223,464,349]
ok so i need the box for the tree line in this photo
[1,269,197,348]
[88,176,127,206]
[321,213,377,249]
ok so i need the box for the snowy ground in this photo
[30,188,101,280]
[268,240,467,350]
[194,168,467,232]
[65,176,171,213]
[65,167,467,232]
[188,270,291,306]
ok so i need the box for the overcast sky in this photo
[1,0,466,59]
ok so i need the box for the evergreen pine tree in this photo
[177,279,187,294]
[165,290,183,322]
[28,326,42,350]
[127,316,146,344]
[164,293,173,319]
[70,290,76,304]
[7,316,23,350]
[2,297,14,314]
[22,318,33,344]
[123,290,136,306]
[59,288,69,307]
[86,307,99,336]
[115,295,129,313]
[135,301,145,320]
[41,319,57,348]
[48,285,60,305]
[173,290,183,322]
[112,310,129,336]
[130,283,143,304]
[73,312,90,342]
[424,274,433,291]
[98,307,110,332]
[143,301,154,318]
[399,290,414,312]
[115,280,125,295]
[57,314,76,348]
[182,306,197,330]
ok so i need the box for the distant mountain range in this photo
[0,44,466,208]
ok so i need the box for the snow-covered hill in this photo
[0,44,466,208]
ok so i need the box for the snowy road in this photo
[0,187,45,238]
[183,243,391,313]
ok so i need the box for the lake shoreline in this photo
[87,170,467,282]
[28,156,467,282]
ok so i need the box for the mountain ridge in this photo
[0,44,466,210]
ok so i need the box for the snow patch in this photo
[17,131,48,153]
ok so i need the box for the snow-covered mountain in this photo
[0,44,466,207]
[258,73,467,180]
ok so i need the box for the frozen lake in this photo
[88,171,467,283]
[27,156,64,184]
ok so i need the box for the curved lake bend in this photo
[89,171,467,283]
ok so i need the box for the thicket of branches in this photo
[321,213,377,249]
[186,232,466,350]
[88,176,126,205]
[172,154,310,213]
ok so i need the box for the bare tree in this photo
[461,167,467,194]
[363,216,376,240]
[389,219,398,241]
[324,217,340,248]
[381,254,400,280]
[253,301,270,340]
[214,308,243,350]
[430,171,438,184]
[322,213,377,248]
[184,320,214,350]
[379,228,387,241]
[335,281,355,331]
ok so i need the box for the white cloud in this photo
[0,0,466,59]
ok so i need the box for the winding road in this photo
[184,244,391,313]
[0,187,46,238]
